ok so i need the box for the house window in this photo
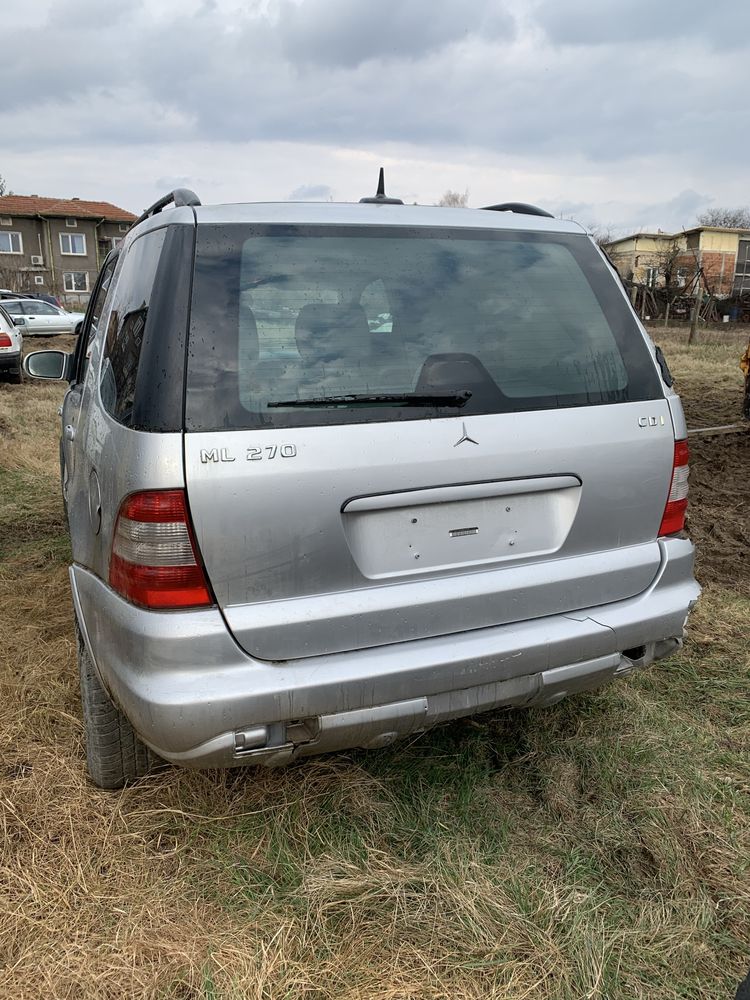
[645,266,658,288]
[118,223,130,233]
[65,218,78,228]
[60,232,86,255]
[0,231,22,254]
[34,275,45,285]
[676,267,688,288]
[111,236,123,249]
[0,217,11,226]
[63,271,89,292]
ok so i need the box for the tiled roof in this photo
[0,195,136,222]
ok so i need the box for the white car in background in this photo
[0,303,23,383]
[1,298,85,335]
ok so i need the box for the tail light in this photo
[109,490,213,609]
[658,440,690,536]
[0,333,13,348]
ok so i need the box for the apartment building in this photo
[0,194,136,306]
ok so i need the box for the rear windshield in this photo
[186,225,661,430]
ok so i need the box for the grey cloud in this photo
[545,189,715,234]
[536,0,750,46]
[288,184,333,200]
[626,189,714,231]
[3,9,745,181]
[277,0,514,68]
[47,0,135,27]
[0,0,748,230]
[549,200,599,219]
[0,1,132,105]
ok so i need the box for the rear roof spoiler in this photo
[481,202,554,219]
[134,188,201,227]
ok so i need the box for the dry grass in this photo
[0,333,748,998]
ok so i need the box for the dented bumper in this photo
[70,537,700,768]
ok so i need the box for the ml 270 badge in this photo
[200,444,298,464]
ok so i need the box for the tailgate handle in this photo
[343,475,581,513]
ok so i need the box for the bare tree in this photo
[653,239,685,288]
[651,238,691,324]
[437,189,469,208]
[0,261,29,293]
[582,222,617,247]
[0,174,11,197]
[696,206,750,229]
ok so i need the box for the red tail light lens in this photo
[0,333,13,348]
[658,440,690,536]
[109,489,212,609]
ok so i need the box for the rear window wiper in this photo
[268,390,472,408]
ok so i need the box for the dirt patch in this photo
[689,432,749,595]
[651,326,749,595]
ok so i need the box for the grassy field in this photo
[0,329,748,999]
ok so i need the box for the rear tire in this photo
[8,368,21,384]
[77,628,159,788]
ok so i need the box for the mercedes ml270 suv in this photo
[25,181,700,788]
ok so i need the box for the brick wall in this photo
[699,250,737,297]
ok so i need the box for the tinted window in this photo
[2,301,22,315]
[87,256,117,347]
[100,229,166,425]
[186,225,662,431]
[75,253,118,384]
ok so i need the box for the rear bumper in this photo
[0,351,20,371]
[71,537,700,768]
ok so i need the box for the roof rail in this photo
[135,188,201,226]
[482,202,554,219]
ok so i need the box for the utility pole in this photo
[688,272,701,345]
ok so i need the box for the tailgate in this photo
[185,400,673,660]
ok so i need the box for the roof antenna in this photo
[360,167,404,205]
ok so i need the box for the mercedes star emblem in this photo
[454,422,478,447]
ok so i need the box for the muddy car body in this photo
[25,186,700,787]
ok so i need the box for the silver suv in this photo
[25,183,700,788]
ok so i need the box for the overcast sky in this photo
[2,0,747,235]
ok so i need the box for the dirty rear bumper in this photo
[70,537,700,768]
[0,351,21,371]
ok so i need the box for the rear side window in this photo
[186,225,662,431]
[74,253,118,385]
[100,229,166,425]
[87,255,118,349]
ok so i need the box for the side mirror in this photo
[23,350,72,381]
[13,316,25,326]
